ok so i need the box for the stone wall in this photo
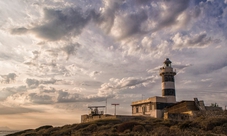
[164,110,227,121]
[81,114,138,123]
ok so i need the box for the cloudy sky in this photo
[0,0,227,129]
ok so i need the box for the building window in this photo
[136,107,139,113]
[147,105,150,111]
[143,106,146,112]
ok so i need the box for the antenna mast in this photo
[111,103,119,115]
[105,98,107,114]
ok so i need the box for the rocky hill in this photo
[7,114,227,136]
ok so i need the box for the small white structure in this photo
[131,58,177,118]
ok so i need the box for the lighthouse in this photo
[159,58,176,103]
[131,58,177,118]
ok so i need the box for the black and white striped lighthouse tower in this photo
[159,58,176,103]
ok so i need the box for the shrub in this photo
[179,121,192,130]
[213,126,227,135]
[35,125,53,131]
[6,129,34,136]
[133,125,145,132]
[94,119,122,126]
[56,127,72,136]
[151,126,170,136]
[82,124,98,132]
[24,133,38,136]
[144,124,152,132]
[97,124,112,131]
[199,117,227,130]
[73,123,90,130]
[109,133,119,136]
[169,125,180,134]
[111,127,117,132]
[117,121,140,132]
[42,127,60,135]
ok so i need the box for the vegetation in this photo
[7,113,227,136]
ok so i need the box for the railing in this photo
[132,99,151,105]
[159,68,176,75]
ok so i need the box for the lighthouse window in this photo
[164,89,175,96]
[164,75,174,82]
[156,103,174,110]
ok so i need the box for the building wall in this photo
[156,109,164,118]
[131,96,175,118]
[166,101,199,113]
[205,106,223,111]
[81,114,139,123]
[164,100,224,121]
[164,112,193,121]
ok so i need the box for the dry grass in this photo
[7,115,227,136]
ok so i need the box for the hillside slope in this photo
[7,114,227,136]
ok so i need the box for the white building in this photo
[131,58,177,118]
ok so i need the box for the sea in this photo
[0,130,18,136]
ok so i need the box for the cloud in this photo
[134,0,154,5]
[152,0,190,31]
[28,93,54,104]
[10,27,28,34]
[191,6,201,18]
[172,63,192,74]
[89,71,102,78]
[11,7,99,41]
[9,0,191,42]
[112,10,148,39]
[26,78,58,89]
[57,90,81,103]
[115,76,154,89]
[99,0,124,33]
[23,50,41,66]
[172,64,192,69]
[0,73,17,83]
[192,56,227,75]
[172,32,214,49]
[62,43,81,60]
[57,89,114,103]
[0,104,41,115]
[26,78,39,88]
[40,86,57,93]
[98,76,155,97]
[0,86,27,101]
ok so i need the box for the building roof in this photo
[165,100,194,109]
[131,96,167,106]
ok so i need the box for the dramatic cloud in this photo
[29,93,54,104]
[0,104,40,115]
[57,89,111,103]
[152,0,190,31]
[10,0,191,41]
[1,0,227,129]
[26,78,58,89]
[172,32,214,49]
[99,0,124,33]
[62,43,81,60]
[97,76,156,97]
[11,27,28,35]
[0,73,17,83]
[0,86,27,101]
[57,90,81,103]
[11,7,100,41]
[112,11,148,39]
